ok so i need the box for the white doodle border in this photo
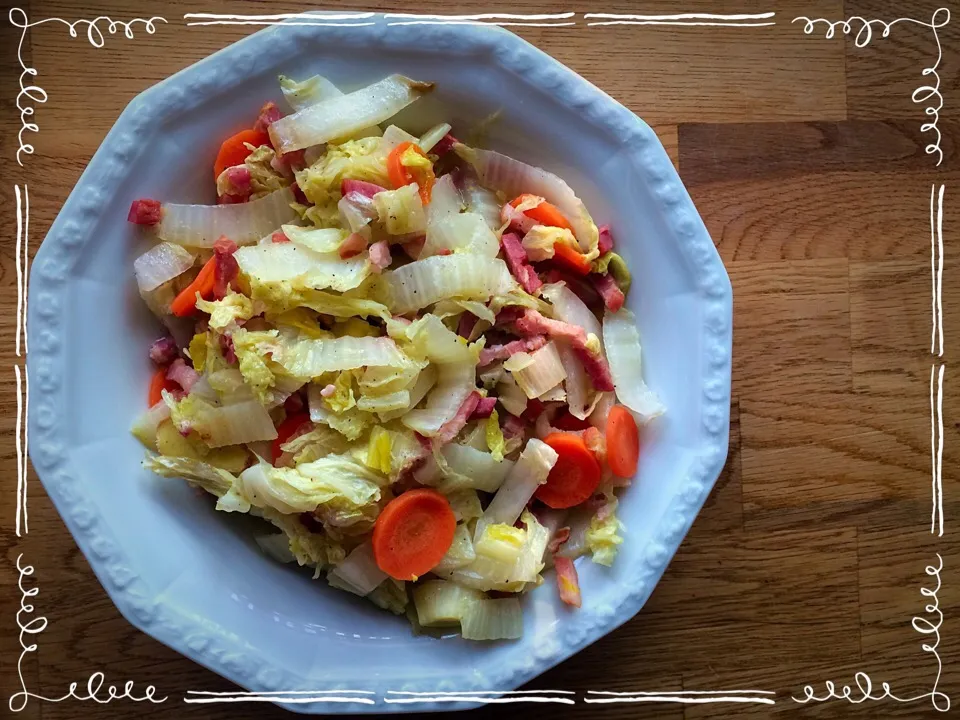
[7,5,949,714]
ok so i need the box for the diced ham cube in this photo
[597,224,615,255]
[368,240,392,272]
[219,334,237,364]
[471,396,497,419]
[457,312,478,339]
[339,232,369,259]
[223,165,252,196]
[502,414,527,437]
[127,198,162,225]
[212,236,240,299]
[547,527,571,554]
[431,133,458,156]
[271,230,289,244]
[341,179,388,198]
[254,101,283,132]
[148,336,178,366]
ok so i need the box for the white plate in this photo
[27,15,732,714]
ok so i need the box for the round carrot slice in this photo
[606,405,640,478]
[372,489,456,580]
[536,432,602,509]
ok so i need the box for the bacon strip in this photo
[254,101,283,132]
[339,232,369,259]
[547,527,571,554]
[478,334,547,366]
[500,232,542,294]
[515,310,615,392]
[436,391,482,444]
[554,556,582,608]
[590,272,625,313]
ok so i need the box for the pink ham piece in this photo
[478,334,547,366]
[590,272,625,313]
[320,384,337,398]
[431,133,458,156]
[514,310,615,392]
[500,232,542,294]
[277,148,306,172]
[271,230,289,244]
[597,224,614,255]
[341,179,388,198]
[457,312,478,339]
[127,198,162,225]
[502,413,527,437]
[149,336,178,366]
[401,235,426,260]
[436,391,482,444]
[223,166,252,198]
[219,334,237,364]
[339,232,369,259]
[554,556,582,607]
[254,101,283,132]
[166,358,200,393]
[212,236,240,299]
[493,306,524,327]
[368,240,392,272]
[471,396,497,419]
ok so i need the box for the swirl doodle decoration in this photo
[793,8,950,166]
[10,8,167,167]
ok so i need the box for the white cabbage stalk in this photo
[461,177,502,231]
[372,183,427,235]
[460,598,523,641]
[279,73,343,111]
[381,124,420,152]
[588,391,617,429]
[555,507,594,559]
[401,362,476,437]
[542,282,602,338]
[327,541,387,596]
[436,444,515,493]
[602,308,665,422]
[357,389,410,414]
[418,122,452,152]
[467,148,599,256]
[422,212,499,258]
[269,75,434,153]
[542,282,604,418]
[405,314,474,363]
[276,336,410,377]
[427,174,462,223]
[458,511,549,592]
[130,401,171,449]
[378,364,437,421]
[338,194,377,233]
[197,399,278,448]
[381,254,516,314]
[434,525,476,573]
[447,488,483,523]
[255,533,296,564]
[234,242,370,292]
[479,439,558,533]
[504,341,567,399]
[280,225,347,253]
[134,242,195,293]
[413,579,484,627]
[158,186,298,247]
[496,373,528,417]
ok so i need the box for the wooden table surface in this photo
[2,1,958,718]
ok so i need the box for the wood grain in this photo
[3,1,958,719]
